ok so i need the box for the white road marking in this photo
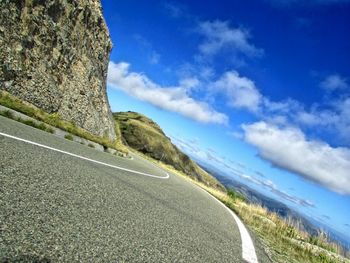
[195,186,259,263]
[0,132,169,180]
[1,130,258,262]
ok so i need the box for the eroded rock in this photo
[0,0,116,140]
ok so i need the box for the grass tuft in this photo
[1,109,55,134]
[0,109,14,119]
[0,91,127,154]
[64,134,74,141]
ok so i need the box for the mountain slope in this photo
[114,111,225,191]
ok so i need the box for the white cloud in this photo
[211,71,262,112]
[197,20,263,58]
[149,51,160,65]
[172,133,316,207]
[320,74,349,91]
[242,121,350,195]
[296,110,337,126]
[259,95,350,144]
[263,98,302,114]
[170,135,202,155]
[233,172,315,207]
[262,179,315,207]
[179,77,200,90]
[107,61,228,124]
[294,98,350,143]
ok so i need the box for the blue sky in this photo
[101,0,350,240]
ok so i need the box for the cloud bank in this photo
[242,121,350,195]
[320,74,349,91]
[107,61,228,124]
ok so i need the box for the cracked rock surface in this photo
[0,0,116,140]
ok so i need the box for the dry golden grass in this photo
[130,148,349,263]
[2,91,348,263]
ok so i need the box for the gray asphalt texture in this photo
[0,116,271,263]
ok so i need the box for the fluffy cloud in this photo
[171,134,315,208]
[242,121,350,195]
[211,71,262,112]
[107,61,228,124]
[197,20,263,58]
[295,98,350,143]
[320,74,349,91]
[263,98,302,115]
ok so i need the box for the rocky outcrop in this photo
[0,0,116,140]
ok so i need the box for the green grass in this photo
[0,109,14,119]
[227,188,246,202]
[0,91,128,154]
[64,134,74,141]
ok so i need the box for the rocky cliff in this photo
[0,0,116,140]
[114,111,226,191]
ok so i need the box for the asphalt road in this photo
[0,116,271,263]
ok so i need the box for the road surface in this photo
[0,116,271,262]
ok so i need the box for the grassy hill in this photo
[113,111,225,191]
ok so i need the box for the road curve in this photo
[0,116,271,262]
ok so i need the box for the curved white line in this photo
[1,131,257,262]
[195,186,259,263]
[0,132,169,180]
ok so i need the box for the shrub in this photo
[227,188,245,201]
[64,134,74,141]
[0,110,14,118]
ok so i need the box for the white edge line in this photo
[195,185,259,263]
[0,132,169,180]
[1,131,258,262]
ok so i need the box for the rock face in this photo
[0,0,116,140]
[114,111,226,191]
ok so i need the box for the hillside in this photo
[113,111,225,191]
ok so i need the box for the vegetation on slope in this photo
[0,91,128,154]
[128,149,349,263]
[113,111,225,191]
[0,109,54,134]
[2,92,347,262]
[195,182,350,263]
[114,110,349,262]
